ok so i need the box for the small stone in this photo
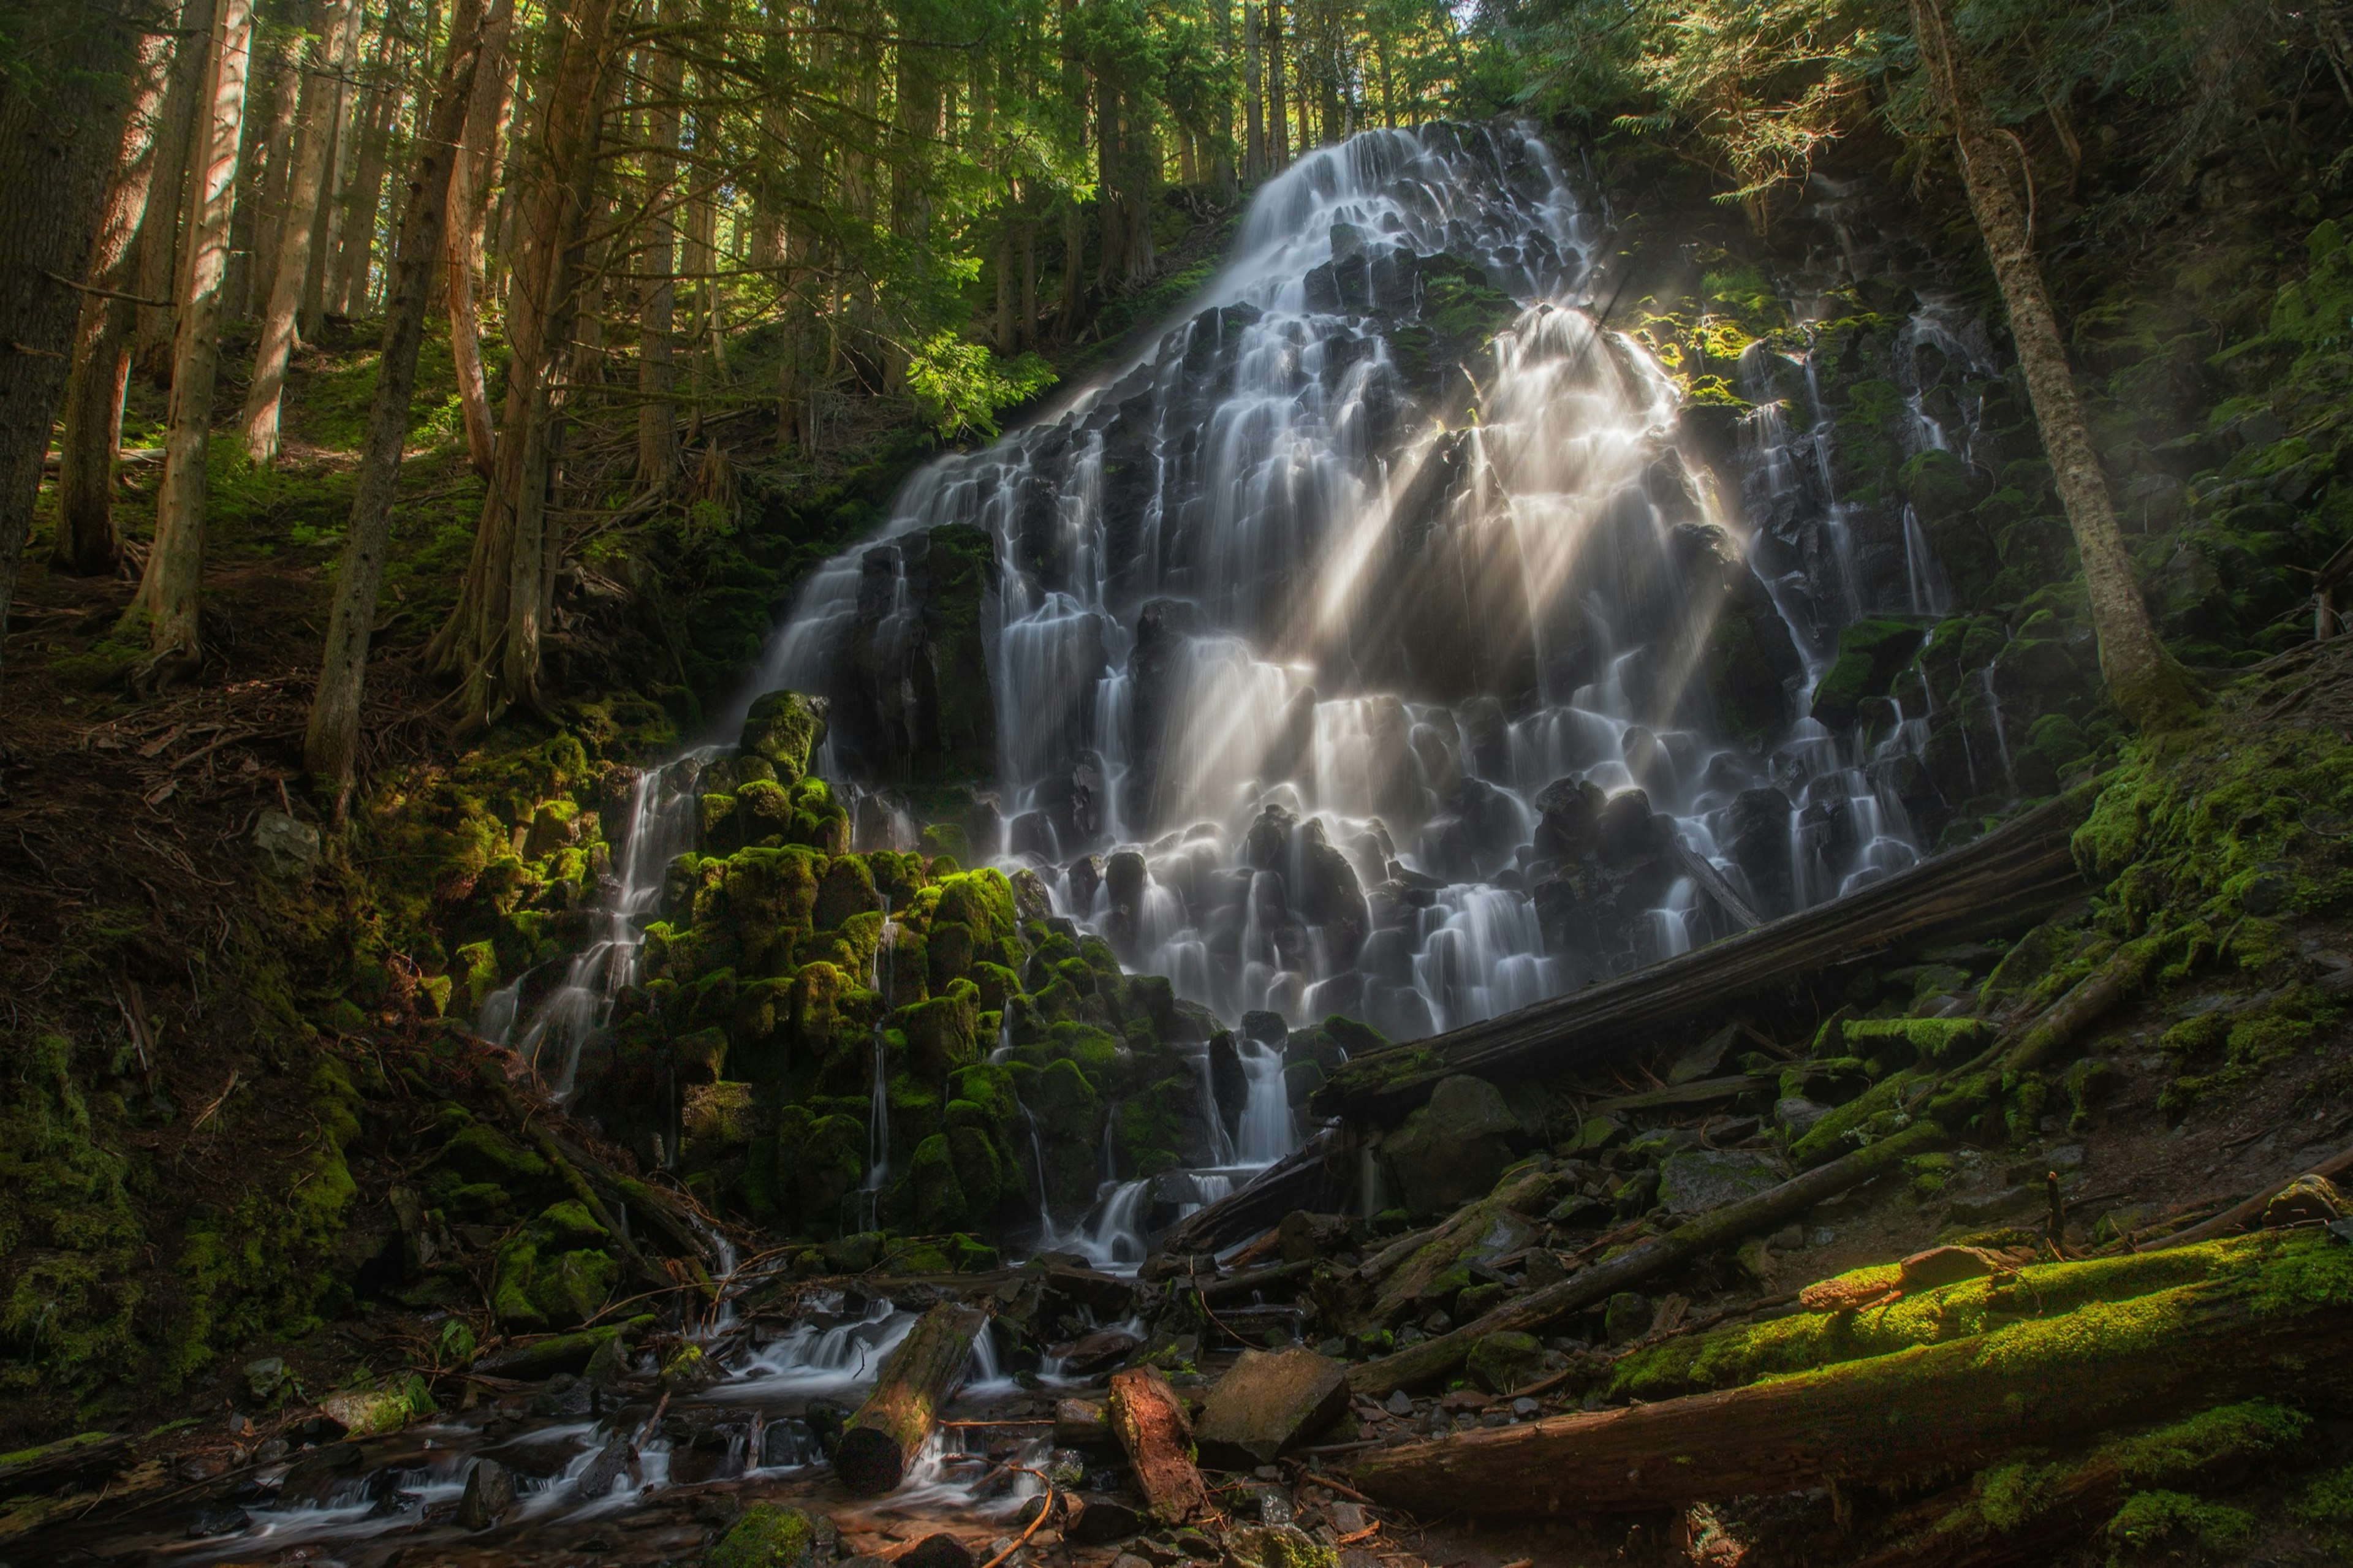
[1897,1246,1996,1293]
[1602,1291,1650,1344]
[455,1458,513,1530]
[762,1417,817,1468]
[1382,1390,1412,1417]
[318,1387,412,1439]
[1523,1248,1568,1288]
[1511,1397,1540,1418]
[1658,1149,1785,1216]
[1774,1096,1831,1134]
[1112,1556,1157,1568]
[1067,1494,1143,1544]
[572,1437,635,1500]
[252,811,322,881]
[1222,1523,1333,1568]
[1328,1501,1369,1535]
[900,1534,977,1568]
[1947,1185,2036,1223]
[1464,1330,1544,1395]
[1054,1397,1112,1447]
[242,1356,290,1403]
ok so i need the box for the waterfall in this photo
[858,900,897,1229]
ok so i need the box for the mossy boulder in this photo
[739,692,829,785]
[708,1502,819,1567]
[1465,1330,1545,1395]
[1810,616,1929,730]
[1377,1075,1520,1220]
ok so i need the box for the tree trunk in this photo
[129,0,257,672]
[426,0,625,730]
[1346,1233,2353,1517]
[1243,4,1264,181]
[1345,1121,1949,1399]
[1267,0,1287,170]
[0,0,152,673]
[241,0,362,464]
[1108,1365,1209,1523]
[1019,219,1037,350]
[301,34,356,341]
[634,3,683,494]
[835,1301,988,1496]
[51,30,172,577]
[444,0,517,480]
[995,213,1017,353]
[304,0,490,792]
[132,0,222,385]
[239,34,300,319]
[1906,0,2200,731]
[332,27,403,316]
[1056,197,1085,339]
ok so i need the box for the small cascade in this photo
[858,900,898,1230]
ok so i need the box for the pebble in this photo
[1384,1390,1413,1416]
[1512,1398,1540,1418]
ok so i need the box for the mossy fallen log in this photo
[1354,1163,1562,1330]
[1347,1230,2353,1518]
[1316,787,2093,1124]
[1344,1121,1949,1398]
[1849,1400,2306,1568]
[835,1300,988,1495]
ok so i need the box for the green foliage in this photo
[903,335,1059,440]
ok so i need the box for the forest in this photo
[2,0,2353,1564]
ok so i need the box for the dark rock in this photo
[738,689,830,783]
[1594,789,1662,865]
[900,1534,977,1568]
[1420,776,1527,883]
[1069,1494,1144,1543]
[1533,776,1605,862]
[761,1418,819,1468]
[187,1504,251,1538]
[573,1437,635,1499]
[1377,1074,1519,1218]
[1602,1292,1650,1344]
[251,812,320,881]
[1054,1398,1112,1447]
[455,1458,514,1530]
[1465,1330,1544,1395]
[1658,1149,1785,1216]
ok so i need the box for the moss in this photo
[1843,1016,1991,1064]
[2106,1490,2256,1559]
[708,1502,817,1567]
[2294,1464,2353,1555]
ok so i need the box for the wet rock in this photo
[1775,1096,1830,1135]
[1603,1292,1650,1344]
[531,1371,595,1418]
[1420,776,1526,883]
[901,1534,977,1568]
[1210,1031,1249,1124]
[186,1503,250,1538]
[1722,787,1794,915]
[1594,788,1664,865]
[318,1387,413,1439]
[572,1436,635,1499]
[1224,1523,1336,1568]
[455,1458,513,1529]
[242,1356,290,1403]
[1057,1328,1142,1377]
[1195,1346,1351,1467]
[251,811,320,881]
[1533,776,1605,862]
[708,1502,818,1567]
[1070,1494,1145,1543]
[1465,1330,1544,1395]
[276,1442,365,1506]
[739,690,830,784]
[1055,1397,1112,1447]
[1657,1149,1785,1217]
[761,1417,818,1468]
[1377,1075,1519,1218]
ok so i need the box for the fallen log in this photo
[1160,1130,1349,1255]
[2150,1138,2353,1249]
[1108,1364,1209,1523]
[1345,1120,1949,1398]
[1590,1071,1776,1115]
[1315,786,2093,1124]
[1357,1164,1563,1330]
[835,1300,990,1495]
[1849,1399,2306,1568]
[1671,837,1762,930]
[1347,1230,2353,1518]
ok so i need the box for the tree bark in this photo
[1243,3,1264,182]
[132,0,222,385]
[241,0,362,464]
[333,17,406,316]
[634,2,683,494]
[1345,1121,1950,1399]
[444,0,517,480]
[1267,0,1288,170]
[0,0,153,674]
[52,31,172,577]
[236,32,300,319]
[835,1301,988,1495]
[1906,0,2199,731]
[131,0,259,672]
[304,0,490,792]
[1346,1233,2353,1517]
[425,0,626,729]
[1108,1365,1209,1523]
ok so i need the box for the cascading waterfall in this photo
[748,120,1966,1059]
[858,900,898,1228]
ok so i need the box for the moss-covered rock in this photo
[739,692,830,785]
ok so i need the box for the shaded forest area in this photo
[5,0,2353,1566]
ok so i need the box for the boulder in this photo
[1808,618,1927,731]
[1055,1397,1112,1447]
[1377,1075,1519,1219]
[1193,1347,1351,1467]
[708,1503,819,1568]
[1069,1494,1144,1544]
[740,691,829,784]
[1464,1330,1545,1396]
[317,1386,415,1439]
[900,1536,977,1568]
[251,811,320,881]
[455,1458,513,1529]
[1223,1524,1339,1568]
[1657,1149,1786,1217]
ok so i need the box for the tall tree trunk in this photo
[333,25,404,316]
[1243,3,1264,181]
[1212,0,1237,199]
[635,2,683,494]
[131,0,259,673]
[444,0,518,480]
[1096,85,1124,288]
[1056,195,1084,338]
[995,211,1017,353]
[0,0,153,675]
[306,0,490,792]
[241,0,362,465]
[1907,0,2200,731]
[1267,0,1288,170]
[426,0,626,730]
[132,0,222,384]
[241,35,301,319]
[301,31,357,340]
[1019,218,1037,351]
[52,30,172,578]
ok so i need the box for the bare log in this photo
[1672,838,1761,930]
[1108,1364,1208,1524]
[1161,1129,1350,1255]
[2151,1140,2353,1251]
[1315,787,2093,1124]
[1345,1120,1948,1398]
[836,1301,989,1496]
[1347,1232,2353,1518]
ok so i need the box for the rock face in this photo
[1378,1075,1520,1219]
[1193,1346,1351,1467]
[824,524,999,787]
